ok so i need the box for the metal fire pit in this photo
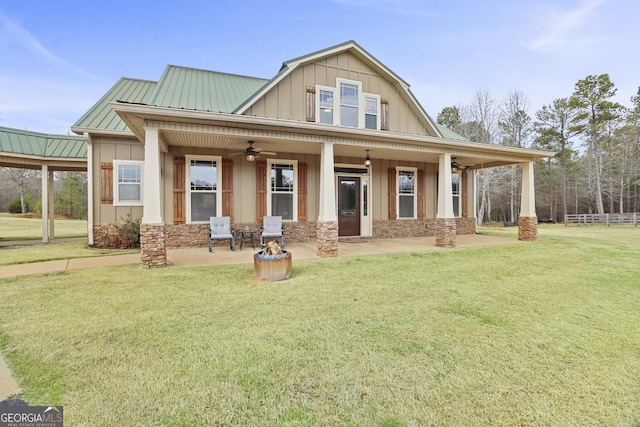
[253,250,292,281]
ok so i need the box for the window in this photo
[397,167,417,219]
[365,95,379,130]
[340,81,359,127]
[113,160,143,206]
[319,89,334,124]
[268,160,297,220]
[186,155,222,223]
[316,79,380,130]
[452,172,461,217]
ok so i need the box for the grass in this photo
[0,212,87,241]
[0,213,135,266]
[1,226,640,425]
[0,241,137,267]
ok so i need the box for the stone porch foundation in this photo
[317,221,338,257]
[518,216,538,242]
[435,218,457,248]
[140,223,167,268]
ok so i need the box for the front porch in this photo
[164,233,518,268]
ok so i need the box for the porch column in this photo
[41,164,49,243]
[436,153,456,248]
[48,168,55,240]
[140,126,167,268]
[85,133,94,246]
[317,141,338,257]
[518,161,538,241]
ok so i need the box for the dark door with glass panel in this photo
[338,176,360,237]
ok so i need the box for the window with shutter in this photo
[101,162,113,204]
[173,157,185,224]
[185,155,222,223]
[222,159,233,221]
[306,87,316,122]
[418,169,425,220]
[256,161,267,223]
[298,163,307,222]
[388,168,396,220]
[381,99,389,131]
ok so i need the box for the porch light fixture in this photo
[364,150,372,167]
[245,153,257,162]
[451,157,460,173]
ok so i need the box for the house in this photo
[71,40,551,268]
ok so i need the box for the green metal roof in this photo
[148,65,268,113]
[434,123,467,141]
[0,126,86,158]
[281,40,410,87]
[72,78,157,132]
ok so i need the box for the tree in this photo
[534,98,578,220]
[55,172,88,219]
[2,168,39,214]
[498,90,533,222]
[437,106,463,135]
[569,74,623,214]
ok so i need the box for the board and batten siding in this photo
[243,52,433,136]
[94,136,144,225]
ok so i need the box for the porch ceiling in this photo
[0,153,87,172]
[112,102,553,169]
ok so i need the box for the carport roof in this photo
[0,126,86,158]
[0,126,87,172]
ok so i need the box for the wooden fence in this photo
[564,213,639,226]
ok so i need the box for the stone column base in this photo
[518,216,538,242]
[140,223,167,268]
[435,218,457,248]
[317,221,338,257]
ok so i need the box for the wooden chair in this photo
[208,216,235,252]
[260,216,284,249]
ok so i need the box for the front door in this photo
[338,176,360,237]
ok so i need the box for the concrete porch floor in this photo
[168,234,517,267]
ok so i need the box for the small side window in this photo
[113,160,143,206]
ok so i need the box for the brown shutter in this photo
[381,98,389,131]
[298,163,308,222]
[388,167,397,220]
[418,169,425,220]
[461,170,468,218]
[306,86,316,122]
[256,161,267,224]
[222,159,233,221]
[173,157,186,224]
[101,162,113,204]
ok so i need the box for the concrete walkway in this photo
[0,234,514,279]
[0,233,517,401]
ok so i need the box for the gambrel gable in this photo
[234,40,443,138]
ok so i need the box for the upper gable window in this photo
[316,79,381,130]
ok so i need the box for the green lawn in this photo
[0,213,87,241]
[1,226,639,426]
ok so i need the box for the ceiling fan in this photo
[451,157,465,172]
[231,140,276,162]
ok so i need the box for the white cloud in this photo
[524,0,608,53]
[0,10,96,79]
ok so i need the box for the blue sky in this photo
[1,0,638,135]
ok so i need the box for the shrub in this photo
[8,198,29,214]
[110,215,141,249]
